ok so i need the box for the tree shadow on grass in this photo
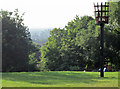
[2,71,118,86]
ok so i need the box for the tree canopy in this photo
[40,1,120,71]
[1,9,37,72]
[1,1,120,72]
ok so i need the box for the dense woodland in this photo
[1,2,120,72]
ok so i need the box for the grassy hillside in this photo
[2,71,118,87]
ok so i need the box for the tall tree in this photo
[1,9,33,72]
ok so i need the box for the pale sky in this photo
[0,0,107,30]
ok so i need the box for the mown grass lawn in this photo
[2,71,118,87]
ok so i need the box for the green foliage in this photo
[28,47,41,71]
[69,66,81,71]
[1,9,36,72]
[109,1,120,32]
[40,43,49,71]
[40,13,120,71]
[104,25,120,70]
[2,2,120,72]
[40,2,120,71]
[40,16,95,71]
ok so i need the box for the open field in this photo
[2,71,118,87]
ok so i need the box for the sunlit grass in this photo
[0,72,2,88]
[2,71,118,87]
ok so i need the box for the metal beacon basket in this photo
[94,2,109,25]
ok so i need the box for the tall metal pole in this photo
[100,23,104,77]
[94,2,109,77]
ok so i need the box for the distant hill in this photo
[30,28,52,45]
